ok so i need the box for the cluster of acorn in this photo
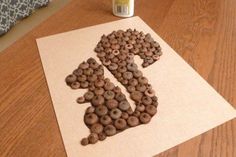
[95,29,159,118]
[95,29,162,68]
[65,58,148,145]
[94,30,159,140]
[65,29,162,146]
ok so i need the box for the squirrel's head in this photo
[65,58,104,90]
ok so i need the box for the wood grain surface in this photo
[0,0,235,157]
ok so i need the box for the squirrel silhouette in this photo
[65,29,162,145]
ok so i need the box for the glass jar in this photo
[112,0,134,17]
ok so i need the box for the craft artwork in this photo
[65,29,162,145]
[37,17,236,157]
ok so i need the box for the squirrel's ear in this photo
[65,74,81,90]
[77,96,86,104]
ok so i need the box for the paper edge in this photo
[36,16,141,42]
[151,116,236,157]
[35,42,69,157]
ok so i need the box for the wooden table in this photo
[0,0,235,156]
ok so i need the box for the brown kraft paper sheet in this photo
[36,17,236,157]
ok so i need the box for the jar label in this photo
[114,0,130,15]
